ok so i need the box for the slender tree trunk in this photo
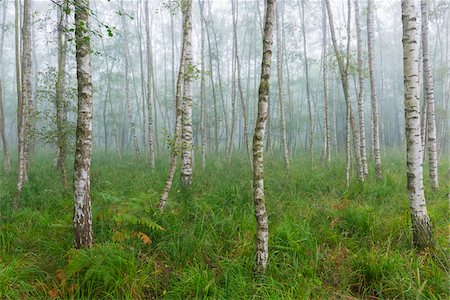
[73,0,93,248]
[158,2,189,211]
[421,0,439,190]
[322,0,331,166]
[137,1,147,157]
[325,0,353,187]
[145,0,156,168]
[276,1,289,170]
[14,0,31,208]
[180,0,193,187]
[299,0,314,164]
[199,0,206,168]
[368,0,382,180]
[55,0,68,190]
[401,0,433,250]
[0,0,11,175]
[231,0,251,163]
[121,0,141,159]
[253,0,275,275]
[354,0,368,180]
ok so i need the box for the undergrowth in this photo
[0,152,448,299]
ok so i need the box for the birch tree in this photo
[14,0,32,208]
[180,0,194,186]
[367,0,382,180]
[55,0,68,189]
[145,0,156,168]
[421,0,439,190]
[158,0,189,210]
[322,0,330,165]
[354,0,368,179]
[276,1,289,170]
[401,0,433,250]
[253,0,276,275]
[199,0,206,168]
[73,0,94,248]
[0,0,11,175]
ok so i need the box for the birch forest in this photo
[0,0,449,298]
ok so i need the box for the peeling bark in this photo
[401,0,433,250]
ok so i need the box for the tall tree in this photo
[158,1,189,210]
[73,0,94,248]
[401,0,433,250]
[231,0,251,163]
[0,0,11,175]
[199,0,206,168]
[367,0,382,180]
[145,0,156,168]
[276,1,289,169]
[55,0,68,189]
[14,0,32,208]
[298,0,315,164]
[253,0,276,275]
[322,0,331,165]
[325,0,355,187]
[120,0,141,159]
[354,0,368,180]
[180,0,194,186]
[421,0,439,190]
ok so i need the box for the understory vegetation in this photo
[0,153,448,299]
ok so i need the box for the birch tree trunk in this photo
[401,0,433,250]
[421,0,439,190]
[199,0,206,168]
[231,0,251,164]
[180,0,193,187]
[368,0,382,180]
[158,1,188,210]
[253,0,275,275]
[73,0,93,248]
[325,0,353,187]
[14,0,31,208]
[299,0,314,164]
[121,0,141,159]
[276,1,289,170]
[145,0,156,168]
[0,0,11,175]
[354,0,368,180]
[322,0,331,166]
[55,0,68,190]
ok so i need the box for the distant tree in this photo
[401,0,433,250]
[321,0,331,166]
[0,0,11,175]
[145,0,156,168]
[421,0,439,190]
[276,1,289,170]
[73,0,94,248]
[55,0,69,189]
[367,0,382,180]
[253,0,276,275]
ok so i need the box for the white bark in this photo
[368,0,382,180]
[276,2,289,170]
[401,0,433,250]
[145,0,156,168]
[253,0,276,275]
[180,0,194,187]
[421,0,439,190]
[73,0,93,248]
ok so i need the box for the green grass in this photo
[0,152,448,299]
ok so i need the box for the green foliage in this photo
[0,153,448,299]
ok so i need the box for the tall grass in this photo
[0,152,448,299]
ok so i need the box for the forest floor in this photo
[0,152,448,299]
